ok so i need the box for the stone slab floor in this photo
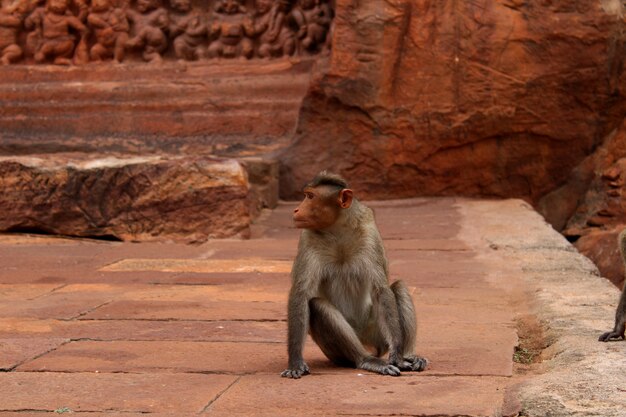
[0,198,624,416]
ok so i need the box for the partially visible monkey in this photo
[281,171,428,378]
[599,228,626,342]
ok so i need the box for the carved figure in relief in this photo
[252,0,295,58]
[87,0,129,62]
[126,0,168,62]
[207,0,253,59]
[0,1,23,64]
[168,0,206,60]
[24,0,87,64]
[292,0,331,53]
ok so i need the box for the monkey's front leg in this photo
[598,314,625,341]
[599,327,625,342]
[599,290,626,342]
[281,290,311,378]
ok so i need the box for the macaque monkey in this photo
[281,171,428,378]
[599,228,626,342]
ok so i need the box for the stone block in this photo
[0,154,251,242]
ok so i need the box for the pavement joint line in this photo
[63,338,285,344]
[18,369,146,375]
[390,249,471,252]
[75,318,287,323]
[0,408,152,414]
[325,411,477,417]
[27,283,68,300]
[200,375,241,414]
[7,339,72,372]
[64,300,113,321]
[99,258,294,273]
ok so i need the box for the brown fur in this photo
[599,228,626,342]
[281,172,428,378]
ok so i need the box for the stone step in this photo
[0,78,310,101]
[0,106,300,140]
[0,59,313,153]
[0,59,314,82]
[0,154,279,242]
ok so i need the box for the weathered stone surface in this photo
[17,340,292,374]
[279,0,626,201]
[460,199,626,417]
[207,374,513,417]
[0,154,251,242]
[3,198,626,416]
[0,319,286,343]
[573,230,624,288]
[0,372,236,414]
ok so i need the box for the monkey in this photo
[598,228,626,342]
[281,171,428,378]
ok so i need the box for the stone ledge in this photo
[0,153,275,242]
[459,199,626,417]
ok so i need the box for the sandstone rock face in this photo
[540,119,626,288]
[0,155,251,242]
[279,0,626,200]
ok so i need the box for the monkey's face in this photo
[293,186,352,230]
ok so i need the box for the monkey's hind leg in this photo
[391,281,429,371]
[599,284,626,342]
[309,297,401,376]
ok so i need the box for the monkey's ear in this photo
[338,189,353,209]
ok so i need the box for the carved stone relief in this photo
[0,0,333,64]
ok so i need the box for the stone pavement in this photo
[0,198,624,416]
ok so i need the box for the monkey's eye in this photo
[305,192,314,200]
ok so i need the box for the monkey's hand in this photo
[280,360,310,379]
[598,327,625,342]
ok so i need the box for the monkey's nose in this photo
[293,208,299,214]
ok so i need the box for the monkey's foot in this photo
[399,355,429,372]
[359,356,401,376]
[280,361,310,379]
[598,330,625,342]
